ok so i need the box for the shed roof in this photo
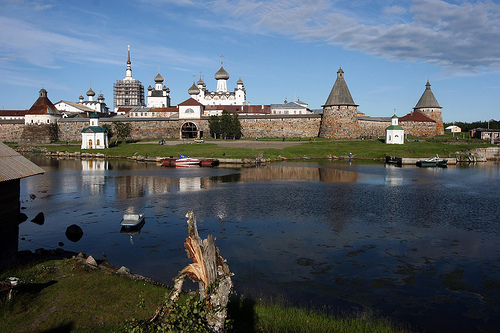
[0,142,45,182]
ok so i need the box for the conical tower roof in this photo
[323,68,358,107]
[414,80,441,109]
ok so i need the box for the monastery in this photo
[0,48,444,143]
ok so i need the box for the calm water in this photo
[18,156,500,332]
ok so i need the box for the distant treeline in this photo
[444,119,499,132]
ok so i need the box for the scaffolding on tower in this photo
[113,79,145,112]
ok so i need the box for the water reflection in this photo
[15,156,500,333]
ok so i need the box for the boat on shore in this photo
[161,155,219,167]
[416,156,448,167]
[120,213,145,228]
[385,155,402,166]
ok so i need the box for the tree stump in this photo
[149,211,233,332]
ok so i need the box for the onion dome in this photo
[98,93,104,102]
[90,112,99,119]
[188,82,200,95]
[79,94,84,101]
[148,85,153,91]
[197,78,205,86]
[86,87,95,97]
[237,77,244,85]
[214,65,229,80]
[154,73,164,83]
[163,86,170,93]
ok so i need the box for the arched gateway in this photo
[180,122,202,139]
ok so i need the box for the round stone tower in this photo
[319,68,360,138]
[413,80,444,135]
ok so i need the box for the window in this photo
[185,108,194,114]
[89,139,93,148]
[97,139,100,146]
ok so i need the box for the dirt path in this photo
[139,140,303,149]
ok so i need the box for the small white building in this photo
[445,125,461,133]
[270,99,312,115]
[81,112,108,149]
[385,113,405,144]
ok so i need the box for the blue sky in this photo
[0,0,499,122]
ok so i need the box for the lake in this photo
[18,156,500,332]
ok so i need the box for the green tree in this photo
[208,110,242,139]
[208,115,221,139]
[101,124,114,141]
[111,122,131,144]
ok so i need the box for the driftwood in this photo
[148,211,233,332]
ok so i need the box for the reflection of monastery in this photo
[0,47,444,143]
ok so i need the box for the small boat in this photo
[416,155,448,167]
[161,155,219,167]
[385,155,402,166]
[120,213,145,228]
[175,155,201,167]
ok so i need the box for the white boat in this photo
[120,213,145,228]
[174,154,201,167]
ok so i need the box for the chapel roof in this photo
[215,65,230,80]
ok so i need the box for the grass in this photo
[29,136,496,161]
[0,258,413,332]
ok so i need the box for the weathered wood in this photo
[148,210,233,332]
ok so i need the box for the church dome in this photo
[237,77,244,85]
[154,73,164,83]
[214,66,229,80]
[148,85,153,91]
[98,93,105,101]
[197,78,205,86]
[188,82,200,95]
[86,87,95,96]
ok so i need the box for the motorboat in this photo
[175,155,201,167]
[161,155,218,167]
[120,213,145,228]
[416,155,448,167]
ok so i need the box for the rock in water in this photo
[31,212,44,225]
[65,224,83,242]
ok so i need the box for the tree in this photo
[111,122,131,144]
[101,124,114,141]
[208,115,221,139]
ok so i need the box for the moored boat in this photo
[161,155,219,167]
[416,155,448,167]
[385,155,402,165]
[120,213,145,228]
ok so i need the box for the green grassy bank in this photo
[17,135,496,161]
[0,257,412,332]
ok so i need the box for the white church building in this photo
[188,59,246,107]
[81,112,108,149]
[385,112,405,144]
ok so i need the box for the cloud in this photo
[204,0,500,72]
[383,6,406,15]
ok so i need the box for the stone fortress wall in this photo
[0,114,438,143]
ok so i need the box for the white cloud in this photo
[383,6,406,15]
[201,0,500,72]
